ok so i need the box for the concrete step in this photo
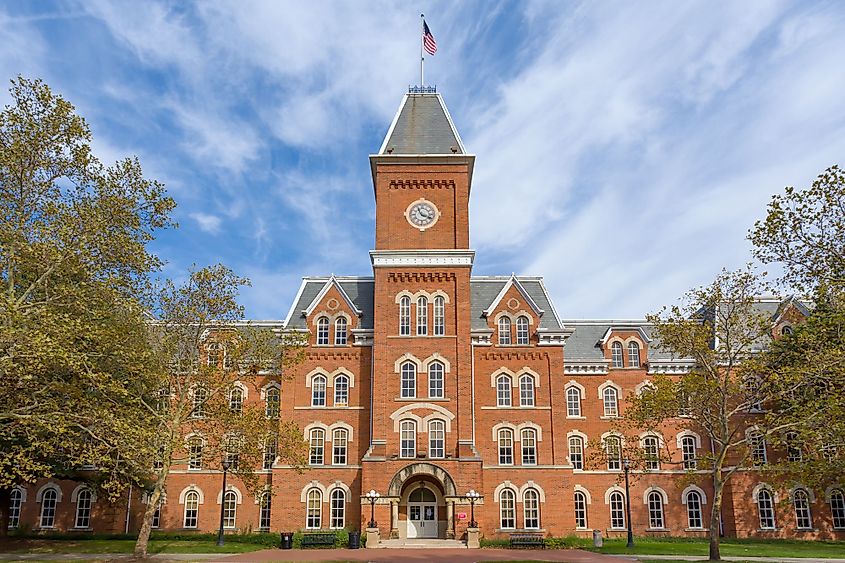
[376,538,467,549]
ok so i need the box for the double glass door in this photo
[408,502,437,538]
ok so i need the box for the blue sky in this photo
[3,1,844,319]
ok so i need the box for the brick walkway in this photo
[216,548,629,562]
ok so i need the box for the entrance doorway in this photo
[407,487,437,538]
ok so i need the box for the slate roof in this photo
[379,93,465,155]
[284,278,375,330]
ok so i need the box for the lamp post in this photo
[623,457,634,548]
[216,459,232,547]
[365,489,380,528]
[465,489,481,528]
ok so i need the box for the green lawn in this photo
[2,538,265,554]
[581,537,845,558]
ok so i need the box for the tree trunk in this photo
[709,474,724,561]
[0,487,10,542]
[134,478,165,558]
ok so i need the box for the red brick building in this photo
[12,89,845,542]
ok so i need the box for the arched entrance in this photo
[386,463,459,540]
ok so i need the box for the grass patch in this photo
[579,536,845,558]
[1,538,265,555]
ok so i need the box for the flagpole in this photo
[420,13,425,86]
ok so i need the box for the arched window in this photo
[223,490,237,529]
[611,341,624,368]
[793,489,812,529]
[334,374,349,406]
[330,489,346,529]
[309,428,325,465]
[306,488,322,529]
[781,325,793,336]
[229,386,243,414]
[643,436,660,470]
[786,432,802,462]
[334,317,347,345]
[566,387,582,417]
[416,296,428,335]
[523,488,540,529]
[400,420,416,458]
[263,437,277,470]
[498,317,512,345]
[574,491,588,529]
[40,488,58,528]
[569,436,584,470]
[259,492,272,529]
[498,428,514,465]
[433,296,445,336]
[648,491,664,529]
[191,387,207,419]
[628,341,640,368]
[75,489,93,529]
[207,342,220,366]
[605,436,622,471]
[682,436,697,469]
[429,420,445,459]
[151,499,162,528]
[222,344,233,370]
[224,434,240,469]
[428,361,445,398]
[332,428,348,465]
[9,489,22,529]
[609,491,625,530]
[678,388,692,417]
[757,489,776,529]
[519,374,535,406]
[311,374,327,406]
[686,491,704,529]
[265,387,280,418]
[183,490,199,528]
[831,489,845,529]
[316,317,329,345]
[399,296,411,336]
[603,387,619,417]
[496,374,512,407]
[521,428,538,465]
[401,361,416,398]
[516,315,530,345]
[188,436,203,470]
[500,488,516,529]
[749,430,768,465]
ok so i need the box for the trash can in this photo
[280,531,293,550]
[348,530,361,549]
[592,529,603,548]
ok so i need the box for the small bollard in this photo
[593,529,603,547]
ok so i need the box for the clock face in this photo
[406,200,439,229]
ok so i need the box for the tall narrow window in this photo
[330,489,346,529]
[8,489,22,529]
[428,361,444,398]
[643,436,660,470]
[188,437,203,470]
[500,489,516,529]
[399,296,411,336]
[429,420,445,459]
[334,374,349,406]
[831,489,845,529]
[603,387,619,417]
[400,420,416,458]
[265,387,280,418]
[682,436,697,469]
[259,492,271,529]
[496,374,512,407]
[609,491,625,529]
[611,341,624,368]
[40,489,58,528]
[516,316,530,345]
[334,317,347,345]
[263,437,277,470]
[786,432,802,462]
[332,429,348,465]
[316,317,329,345]
[223,490,237,529]
[628,341,641,368]
[224,435,240,469]
[757,489,776,529]
[574,491,588,529]
[183,490,199,528]
[523,489,540,529]
[223,344,233,370]
[401,361,416,398]
[793,489,812,529]
[416,296,428,335]
[648,491,664,529]
[749,430,768,465]
[566,387,582,417]
[311,375,327,406]
[498,317,512,345]
[75,489,92,528]
[498,429,514,465]
[191,387,207,419]
[306,489,322,529]
[433,296,445,336]
[678,388,692,417]
[569,436,584,469]
[519,374,535,406]
[686,491,703,529]
[309,429,325,465]
[229,387,243,414]
[606,436,622,471]
[521,428,537,465]
[207,342,220,366]
[151,500,161,528]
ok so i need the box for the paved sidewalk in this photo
[615,556,845,563]
[216,548,629,562]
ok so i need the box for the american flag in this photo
[423,20,437,55]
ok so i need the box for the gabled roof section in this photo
[599,326,653,346]
[283,277,375,330]
[482,274,545,318]
[470,276,562,330]
[303,275,363,317]
[378,91,466,155]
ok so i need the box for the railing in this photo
[409,85,437,94]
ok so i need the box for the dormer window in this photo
[498,317,512,345]
[781,325,793,336]
[316,317,329,345]
[334,317,347,345]
[628,341,640,368]
[611,342,623,368]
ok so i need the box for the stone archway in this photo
[387,462,458,497]
[386,463,458,539]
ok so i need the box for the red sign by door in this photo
[457,512,467,520]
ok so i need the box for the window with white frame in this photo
[334,374,349,406]
[229,386,243,414]
[222,490,237,529]
[678,388,692,417]
[686,490,704,529]
[574,491,588,529]
[429,420,445,459]
[188,437,203,470]
[40,488,58,528]
[609,491,625,529]
[332,428,348,465]
[207,342,220,366]
[786,432,802,462]
[605,436,622,471]
[265,387,280,418]
[400,420,416,458]
[519,374,535,406]
[223,344,233,370]
[566,386,581,417]
[224,435,240,469]
[793,489,813,529]
[399,296,411,336]
[334,317,347,345]
[523,488,540,529]
[416,296,428,335]
[330,489,346,529]
[498,428,514,465]
[757,489,776,529]
[259,492,271,529]
[151,500,161,528]
[521,428,538,465]
[306,488,322,529]
[433,296,445,336]
[9,489,22,529]
[74,489,92,528]
[500,488,516,529]
[401,361,417,398]
[316,317,329,345]
[611,341,624,368]
[498,317,512,345]
[831,489,845,529]
[681,435,697,469]
[569,436,584,469]
[628,341,641,368]
[428,361,444,398]
[749,430,768,465]
[183,490,199,528]
[309,429,325,465]
[191,387,207,419]
[496,374,512,407]
[603,387,619,417]
[311,375,327,407]
[263,437,277,470]
[648,491,664,529]
[516,315,530,345]
[643,436,660,470]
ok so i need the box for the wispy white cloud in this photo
[189,212,222,234]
